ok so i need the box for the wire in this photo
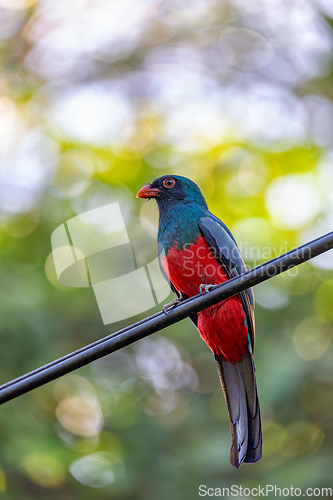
[0,230,332,405]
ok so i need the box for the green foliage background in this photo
[0,1,332,498]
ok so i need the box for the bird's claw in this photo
[163,298,182,315]
[199,284,214,293]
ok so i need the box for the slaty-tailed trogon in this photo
[137,174,262,468]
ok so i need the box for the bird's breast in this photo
[160,234,229,297]
[160,234,248,363]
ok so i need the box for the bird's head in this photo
[137,175,208,210]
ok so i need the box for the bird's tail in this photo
[215,351,262,469]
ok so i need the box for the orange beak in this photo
[136,184,160,199]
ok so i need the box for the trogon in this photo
[137,174,262,468]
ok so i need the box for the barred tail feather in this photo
[215,351,262,468]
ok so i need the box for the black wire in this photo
[0,230,332,405]
[0,233,312,391]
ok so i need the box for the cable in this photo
[0,230,332,405]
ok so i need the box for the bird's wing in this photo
[198,215,255,351]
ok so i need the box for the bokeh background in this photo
[0,0,333,498]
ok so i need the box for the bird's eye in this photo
[163,178,175,189]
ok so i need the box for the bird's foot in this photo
[163,298,182,315]
[199,284,214,293]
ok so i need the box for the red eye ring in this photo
[163,178,176,189]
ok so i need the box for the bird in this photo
[137,174,262,469]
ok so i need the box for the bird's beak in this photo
[136,184,160,199]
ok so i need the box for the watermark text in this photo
[198,484,332,497]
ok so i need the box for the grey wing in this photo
[198,215,255,351]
